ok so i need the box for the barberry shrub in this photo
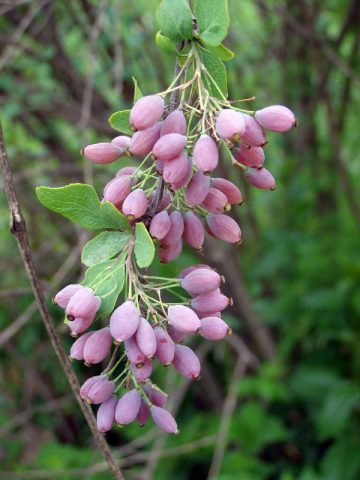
[36,0,296,435]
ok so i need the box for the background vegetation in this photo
[1,0,360,479]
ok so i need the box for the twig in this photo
[0,231,86,349]
[207,355,247,479]
[0,125,124,480]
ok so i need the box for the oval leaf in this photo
[81,231,133,267]
[82,258,126,318]
[199,47,228,98]
[109,109,132,135]
[132,76,143,102]
[36,184,129,231]
[156,31,178,55]
[156,0,193,42]
[194,0,229,46]
[134,222,155,268]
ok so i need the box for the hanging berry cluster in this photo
[37,0,296,436]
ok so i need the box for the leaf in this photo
[36,184,129,231]
[206,43,234,61]
[108,109,132,135]
[81,231,132,267]
[194,0,229,46]
[134,222,155,268]
[199,47,228,98]
[156,0,193,42]
[155,31,178,55]
[132,76,143,102]
[82,258,125,317]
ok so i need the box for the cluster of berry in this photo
[84,96,295,259]
[55,264,230,433]
[55,91,295,435]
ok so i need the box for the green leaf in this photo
[155,31,178,55]
[134,222,155,268]
[81,231,132,267]
[36,184,129,231]
[156,0,193,42]
[206,43,234,61]
[194,0,229,46]
[132,76,143,102]
[82,258,125,317]
[108,109,132,135]
[199,47,228,98]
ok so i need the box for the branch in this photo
[0,124,124,480]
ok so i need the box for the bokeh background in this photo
[1,1,360,479]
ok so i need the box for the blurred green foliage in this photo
[0,0,360,479]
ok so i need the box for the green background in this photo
[0,0,359,479]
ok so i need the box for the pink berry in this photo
[181,268,221,296]
[167,305,200,333]
[170,155,193,190]
[130,359,153,383]
[130,95,164,131]
[245,167,275,190]
[136,318,157,359]
[163,152,189,185]
[145,385,168,407]
[153,133,187,161]
[178,264,214,279]
[182,212,204,250]
[97,395,117,433]
[156,158,165,174]
[110,300,140,342]
[68,316,94,336]
[122,188,148,219]
[83,143,122,164]
[186,171,210,207]
[161,211,184,246]
[136,400,150,426]
[130,123,161,156]
[216,109,246,141]
[70,332,94,361]
[200,317,231,340]
[54,284,84,309]
[161,109,186,136]
[115,389,142,425]
[191,290,230,315]
[241,114,267,146]
[193,134,219,173]
[87,376,114,404]
[211,178,243,205]
[124,335,146,366]
[206,214,242,244]
[233,145,265,168]
[167,325,186,343]
[149,210,171,240]
[154,326,175,366]
[103,176,132,208]
[116,166,137,177]
[66,287,101,321]
[83,327,112,365]
[202,188,229,214]
[80,375,101,400]
[158,238,183,263]
[172,344,201,380]
[150,405,178,434]
[255,105,296,132]
[111,135,131,150]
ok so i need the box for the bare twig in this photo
[207,355,247,479]
[0,125,124,480]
